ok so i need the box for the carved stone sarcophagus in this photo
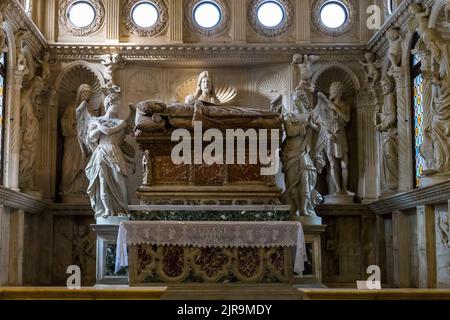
[134,98,283,205]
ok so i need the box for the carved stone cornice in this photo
[0,186,46,214]
[49,203,93,215]
[3,0,47,55]
[48,43,367,63]
[369,180,450,215]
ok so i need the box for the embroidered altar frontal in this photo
[116,221,305,284]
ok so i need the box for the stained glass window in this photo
[0,53,6,184]
[411,35,424,187]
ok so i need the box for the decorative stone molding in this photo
[0,186,46,214]
[58,0,105,37]
[311,0,355,36]
[248,0,294,37]
[122,0,168,37]
[184,0,231,37]
[369,180,450,215]
[48,43,367,62]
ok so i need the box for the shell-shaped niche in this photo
[175,75,237,105]
[57,64,103,112]
[256,72,288,99]
[314,66,356,98]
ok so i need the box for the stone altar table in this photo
[115,220,305,285]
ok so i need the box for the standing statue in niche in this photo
[19,76,44,193]
[61,84,93,201]
[375,75,398,190]
[77,86,136,218]
[319,82,352,195]
[281,89,327,217]
[421,28,450,175]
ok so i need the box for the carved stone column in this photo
[232,0,246,42]
[4,69,25,191]
[296,0,310,43]
[392,210,410,287]
[416,205,437,288]
[392,67,413,191]
[44,0,56,42]
[105,0,120,43]
[169,0,183,43]
[357,87,378,202]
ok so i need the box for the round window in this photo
[131,1,159,28]
[193,1,222,29]
[257,1,284,28]
[67,1,96,28]
[320,1,348,29]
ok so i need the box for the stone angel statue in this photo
[281,88,327,217]
[77,86,136,218]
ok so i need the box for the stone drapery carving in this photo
[420,28,450,176]
[60,84,93,201]
[19,76,44,194]
[319,82,352,195]
[359,52,381,87]
[281,89,327,217]
[78,86,136,218]
[375,75,398,191]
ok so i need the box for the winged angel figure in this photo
[77,86,136,218]
[280,89,327,217]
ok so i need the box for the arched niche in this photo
[312,64,360,197]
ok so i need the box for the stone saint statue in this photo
[185,70,221,105]
[319,82,352,195]
[281,89,327,217]
[77,86,135,218]
[421,28,450,175]
[61,84,93,201]
[375,75,398,190]
[20,76,44,193]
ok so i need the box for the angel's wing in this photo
[76,101,93,158]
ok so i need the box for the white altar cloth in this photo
[115,221,306,274]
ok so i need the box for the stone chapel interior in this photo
[1,0,450,297]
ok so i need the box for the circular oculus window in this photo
[257,1,284,28]
[131,1,159,28]
[193,1,222,29]
[319,1,348,29]
[67,1,96,28]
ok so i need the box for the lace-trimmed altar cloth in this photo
[115,221,306,274]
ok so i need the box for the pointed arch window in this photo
[411,34,424,187]
[0,53,6,184]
